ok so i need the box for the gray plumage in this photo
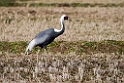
[33,28,61,48]
[25,15,68,55]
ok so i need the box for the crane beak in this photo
[64,16,68,20]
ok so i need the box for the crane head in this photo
[61,15,68,21]
[64,15,68,20]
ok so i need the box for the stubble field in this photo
[0,2,124,83]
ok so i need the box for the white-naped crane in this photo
[25,15,68,55]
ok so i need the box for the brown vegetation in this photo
[0,6,124,83]
[18,0,124,4]
[0,7,124,42]
[0,50,124,83]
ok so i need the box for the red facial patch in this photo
[64,16,68,20]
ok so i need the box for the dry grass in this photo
[18,0,124,4]
[0,7,124,83]
[0,7,124,42]
[0,52,124,83]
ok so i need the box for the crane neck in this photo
[60,19,65,33]
[54,18,65,36]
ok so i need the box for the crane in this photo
[25,15,68,55]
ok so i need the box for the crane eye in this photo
[64,16,68,20]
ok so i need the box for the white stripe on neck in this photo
[54,15,64,33]
[54,28,61,32]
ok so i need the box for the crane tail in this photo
[25,39,36,55]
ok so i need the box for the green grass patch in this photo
[0,40,124,55]
[0,41,27,54]
[0,2,124,7]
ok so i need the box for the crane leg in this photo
[43,46,47,56]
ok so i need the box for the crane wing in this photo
[34,34,52,46]
[25,34,51,54]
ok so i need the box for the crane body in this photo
[25,15,68,55]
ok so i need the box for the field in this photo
[0,0,124,83]
[19,0,124,4]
